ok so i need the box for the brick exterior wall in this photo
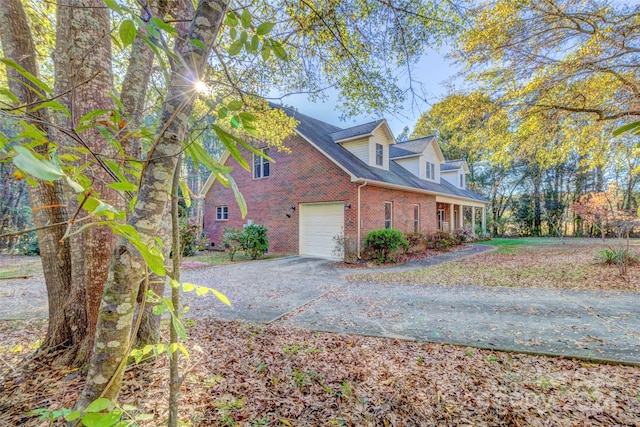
[360,186,438,237]
[203,134,358,253]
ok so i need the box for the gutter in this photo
[357,180,367,258]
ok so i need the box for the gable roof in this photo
[389,136,445,163]
[279,106,486,204]
[329,118,396,145]
[441,159,470,174]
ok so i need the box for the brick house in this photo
[202,107,488,259]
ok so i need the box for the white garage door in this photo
[299,202,345,259]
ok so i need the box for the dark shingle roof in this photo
[277,105,487,203]
[329,119,385,142]
[441,159,465,171]
[389,137,435,158]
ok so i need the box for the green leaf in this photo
[0,88,19,104]
[271,40,287,60]
[13,146,65,181]
[187,143,233,175]
[613,120,640,136]
[261,44,271,61]
[250,35,259,53]
[171,316,187,341]
[256,22,275,36]
[103,0,122,14]
[150,17,177,35]
[82,411,122,427]
[119,20,137,48]
[239,112,256,122]
[228,175,247,219]
[228,39,243,56]
[227,100,243,110]
[182,282,195,292]
[190,39,206,51]
[225,12,238,27]
[153,304,168,315]
[240,9,251,29]
[170,279,180,289]
[210,288,232,306]
[107,181,138,192]
[0,58,52,94]
[179,181,191,208]
[218,107,228,119]
[66,177,85,193]
[65,410,81,421]
[85,398,112,413]
[229,27,237,40]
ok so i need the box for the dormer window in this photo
[375,144,383,166]
[426,161,435,180]
[460,174,464,188]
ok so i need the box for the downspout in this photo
[357,180,368,258]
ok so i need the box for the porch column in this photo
[459,205,464,229]
[449,203,454,234]
[472,207,476,234]
[481,207,486,234]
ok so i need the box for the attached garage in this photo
[299,202,345,259]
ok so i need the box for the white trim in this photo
[333,119,396,145]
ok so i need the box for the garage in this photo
[299,202,345,259]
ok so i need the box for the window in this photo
[216,206,228,221]
[460,174,464,188]
[413,204,420,233]
[375,143,383,166]
[384,202,392,229]
[425,162,436,180]
[253,148,270,179]
[437,209,445,230]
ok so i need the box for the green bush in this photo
[427,231,456,251]
[596,247,639,266]
[222,225,270,260]
[179,220,208,257]
[241,224,269,260]
[221,227,243,261]
[364,228,408,263]
[14,232,40,256]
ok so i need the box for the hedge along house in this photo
[201,107,488,260]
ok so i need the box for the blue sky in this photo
[281,47,459,137]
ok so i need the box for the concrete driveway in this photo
[181,250,640,365]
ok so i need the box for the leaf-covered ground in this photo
[1,319,639,426]
[351,239,640,292]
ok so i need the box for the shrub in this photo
[14,232,40,256]
[403,232,426,254]
[333,234,357,263]
[427,231,456,251]
[596,247,639,266]
[180,220,200,256]
[241,224,269,260]
[221,227,243,261]
[455,227,475,243]
[364,228,408,263]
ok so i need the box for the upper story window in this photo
[253,148,270,179]
[384,202,392,229]
[216,206,228,221]
[375,143,383,166]
[460,174,465,188]
[426,161,436,180]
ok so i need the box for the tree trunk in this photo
[52,0,120,367]
[0,0,76,353]
[78,0,229,407]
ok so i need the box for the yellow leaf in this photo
[279,419,292,426]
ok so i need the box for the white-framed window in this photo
[216,206,228,221]
[375,143,383,166]
[426,161,436,180]
[460,174,464,188]
[437,209,445,230]
[413,204,420,233]
[253,148,270,179]
[384,202,392,229]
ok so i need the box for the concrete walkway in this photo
[180,246,640,365]
[2,245,639,364]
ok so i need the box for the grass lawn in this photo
[0,255,43,279]
[351,237,640,292]
[184,251,287,267]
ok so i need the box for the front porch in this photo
[436,199,486,235]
